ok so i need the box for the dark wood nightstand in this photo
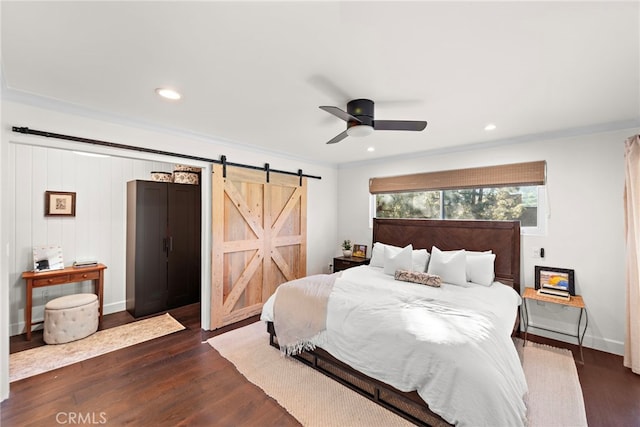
[333,256,370,272]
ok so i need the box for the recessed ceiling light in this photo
[484,123,497,131]
[155,87,182,100]
[367,147,375,152]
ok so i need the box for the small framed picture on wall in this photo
[45,191,76,217]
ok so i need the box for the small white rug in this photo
[517,339,588,427]
[208,322,588,427]
[10,313,185,382]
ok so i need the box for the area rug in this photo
[208,322,588,427]
[10,313,185,382]
[516,338,588,427]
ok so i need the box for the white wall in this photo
[337,128,638,355]
[1,99,338,401]
[7,143,177,335]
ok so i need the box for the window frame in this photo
[369,185,547,236]
[368,161,547,235]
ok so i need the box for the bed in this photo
[261,219,527,426]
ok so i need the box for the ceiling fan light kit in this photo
[347,125,374,137]
[319,98,427,144]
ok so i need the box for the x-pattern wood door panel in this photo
[211,165,307,329]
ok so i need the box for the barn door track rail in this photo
[12,126,321,184]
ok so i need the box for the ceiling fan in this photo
[319,98,427,144]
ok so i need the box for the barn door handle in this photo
[168,236,173,252]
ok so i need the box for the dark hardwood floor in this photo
[3,303,640,426]
[4,304,300,427]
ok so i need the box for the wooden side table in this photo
[521,287,588,364]
[333,256,370,272]
[22,264,107,340]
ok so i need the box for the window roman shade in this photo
[369,161,546,194]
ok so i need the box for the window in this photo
[369,161,547,234]
[376,191,441,219]
[375,186,541,227]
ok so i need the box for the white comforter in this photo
[261,265,528,426]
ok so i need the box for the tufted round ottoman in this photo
[44,293,99,344]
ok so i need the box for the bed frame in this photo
[267,218,521,426]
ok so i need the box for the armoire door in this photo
[210,165,307,329]
[126,180,169,317]
[167,183,201,308]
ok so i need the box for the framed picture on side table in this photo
[535,265,575,296]
[352,244,367,258]
[33,245,64,271]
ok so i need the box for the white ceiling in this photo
[2,1,639,165]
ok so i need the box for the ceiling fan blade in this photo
[319,106,362,124]
[374,120,427,131]
[326,130,349,145]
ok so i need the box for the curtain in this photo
[624,135,640,374]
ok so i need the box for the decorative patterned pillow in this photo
[394,269,442,287]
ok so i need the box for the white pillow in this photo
[383,244,413,275]
[372,242,429,271]
[466,253,496,286]
[412,249,430,272]
[465,251,493,281]
[442,249,492,256]
[369,242,389,267]
[442,249,493,281]
[427,246,467,286]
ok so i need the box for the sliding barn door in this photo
[210,164,307,329]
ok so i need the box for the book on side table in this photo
[537,287,571,300]
[73,260,99,268]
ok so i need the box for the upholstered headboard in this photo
[372,218,521,293]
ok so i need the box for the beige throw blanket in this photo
[273,273,339,355]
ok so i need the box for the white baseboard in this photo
[526,325,624,356]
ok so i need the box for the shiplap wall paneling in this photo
[8,143,174,336]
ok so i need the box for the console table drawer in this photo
[33,270,100,287]
[34,275,71,287]
[69,271,100,282]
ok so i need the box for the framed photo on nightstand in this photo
[352,244,367,258]
[535,265,575,296]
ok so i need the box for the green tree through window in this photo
[376,192,440,219]
[375,186,538,226]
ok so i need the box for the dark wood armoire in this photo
[126,180,201,317]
